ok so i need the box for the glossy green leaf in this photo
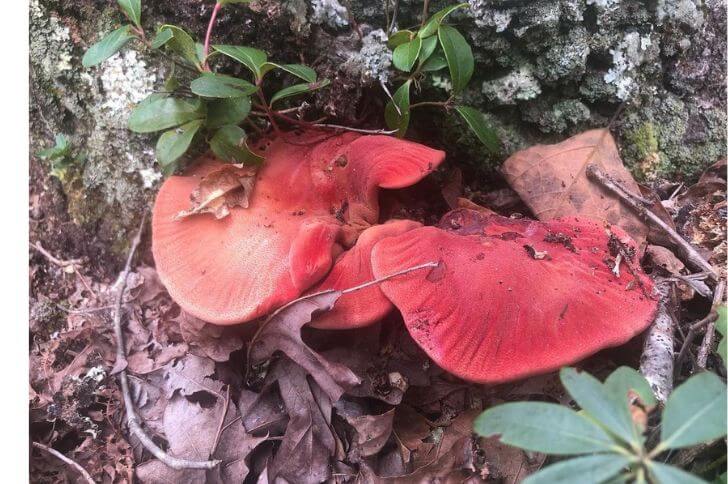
[660,371,727,449]
[392,37,422,72]
[384,81,410,138]
[438,25,473,94]
[716,306,727,365]
[648,462,708,484]
[419,3,468,38]
[156,120,203,167]
[205,97,251,129]
[387,29,414,49]
[454,106,499,153]
[210,125,263,165]
[213,44,267,79]
[151,28,173,49]
[158,25,200,68]
[261,63,317,82]
[604,367,657,410]
[117,0,141,28]
[523,454,630,484]
[82,26,135,67]
[128,96,205,133]
[418,35,438,65]
[560,368,636,445]
[190,73,257,98]
[270,79,330,106]
[421,52,448,72]
[474,402,617,454]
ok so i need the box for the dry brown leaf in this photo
[502,129,649,246]
[174,164,256,220]
[163,354,225,399]
[343,408,395,458]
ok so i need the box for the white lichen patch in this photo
[310,0,348,28]
[344,29,392,83]
[431,75,452,92]
[604,32,653,100]
[30,0,74,75]
[482,65,542,105]
[138,166,162,189]
[100,50,156,126]
[467,0,514,32]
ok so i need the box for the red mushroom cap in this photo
[370,209,658,383]
[309,219,422,330]
[152,131,445,325]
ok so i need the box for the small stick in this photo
[388,0,400,34]
[32,442,95,484]
[586,164,718,280]
[379,80,401,116]
[697,281,726,368]
[420,0,430,28]
[29,242,83,268]
[312,123,397,135]
[112,214,221,470]
[640,278,675,402]
[674,281,725,373]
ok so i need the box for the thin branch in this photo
[640,278,676,402]
[113,214,221,470]
[379,79,401,116]
[312,123,397,135]
[340,261,439,295]
[29,242,83,268]
[388,0,400,34]
[674,281,725,374]
[697,281,726,368]
[32,442,95,484]
[586,164,718,281]
[420,0,430,28]
[203,2,223,71]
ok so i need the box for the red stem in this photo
[203,2,222,71]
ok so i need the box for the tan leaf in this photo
[174,164,256,220]
[502,129,648,246]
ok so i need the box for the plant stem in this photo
[420,0,430,28]
[255,85,280,133]
[410,99,451,109]
[203,2,223,71]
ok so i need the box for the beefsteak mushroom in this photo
[152,131,445,325]
[370,208,658,383]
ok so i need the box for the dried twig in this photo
[640,278,676,402]
[697,281,726,368]
[32,441,95,484]
[30,242,84,268]
[312,123,397,135]
[674,281,726,374]
[112,214,221,470]
[586,164,718,281]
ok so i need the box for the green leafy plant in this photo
[37,134,86,181]
[475,367,727,483]
[716,306,727,366]
[385,3,499,153]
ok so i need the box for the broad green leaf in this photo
[387,29,414,49]
[270,79,330,106]
[38,134,71,159]
[604,367,657,410]
[454,106,499,153]
[524,454,630,484]
[156,120,203,167]
[716,471,727,484]
[438,25,473,94]
[384,81,410,138]
[163,63,180,92]
[128,96,205,133]
[159,25,200,68]
[660,372,727,449]
[418,35,438,66]
[261,63,317,82]
[392,37,422,72]
[190,73,257,98]
[213,44,267,79]
[560,368,636,446]
[209,125,263,164]
[419,3,468,38]
[421,52,448,72]
[648,462,708,484]
[151,28,173,49]
[82,26,135,67]
[205,97,251,129]
[474,402,618,455]
[117,0,141,28]
[716,306,727,364]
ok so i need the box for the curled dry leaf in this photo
[174,162,256,220]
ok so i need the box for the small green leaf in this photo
[716,306,727,365]
[261,63,317,82]
[210,125,263,164]
[474,402,617,455]
[205,97,252,129]
[438,25,473,94]
[648,462,708,484]
[419,3,468,38]
[82,25,135,67]
[660,372,727,450]
[387,29,414,49]
[128,96,206,133]
[523,454,630,484]
[384,81,411,138]
[421,53,448,72]
[151,28,173,49]
[392,37,422,72]
[163,64,180,92]
[38,134,71,159]
[190,73,257,98]
[604,367,657,410]
[418,35,438,65]
[156,120,203,167]
[158,25,200,69]
[117,0,141,28]
[213,44,268,79]
[269,79,330,106]
[454,106,499,153]
[560,368,637,446]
